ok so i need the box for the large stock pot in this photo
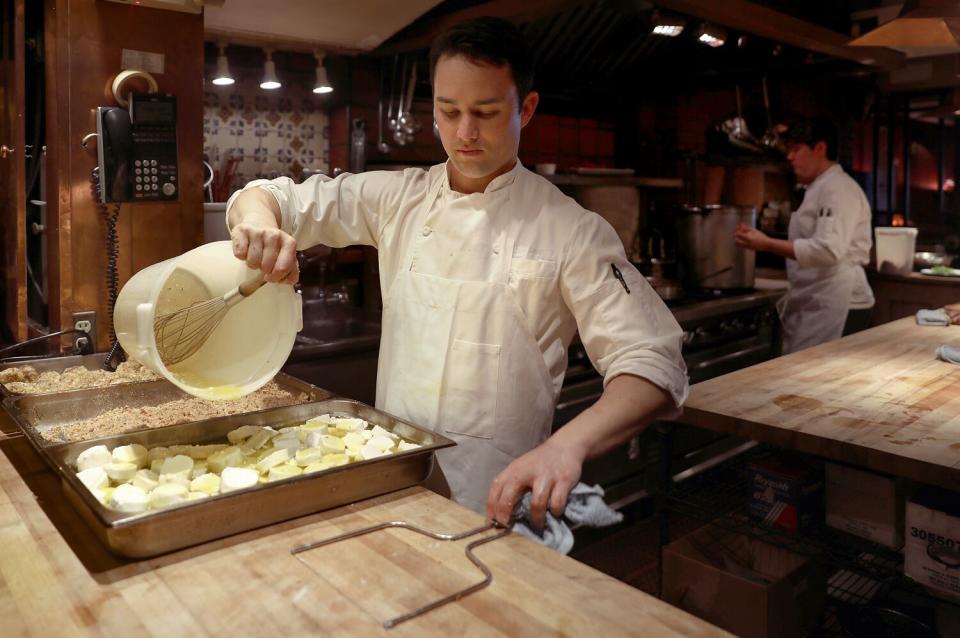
[676,205,757,290]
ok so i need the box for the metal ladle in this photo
[399,59,421,136]
[377,63,392,154]
[388,56,403,133]
[378,98,392,154]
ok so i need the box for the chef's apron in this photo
[375,169,557,513]
[778,205,855,354]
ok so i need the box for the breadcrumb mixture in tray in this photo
[0,361,159,395]
[41,381,312,443]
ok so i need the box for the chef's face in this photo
[433,54,538,191]
[786,141,828,185]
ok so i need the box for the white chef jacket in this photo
[780,163,874,353]
[227,161,688,511]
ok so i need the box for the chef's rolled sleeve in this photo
[225,170,416,250]
[793,183,862,269]
[560,213,689,409]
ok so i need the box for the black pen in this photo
[611,263,630,294]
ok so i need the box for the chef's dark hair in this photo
[429,16,534,107]
[784,116,839,161]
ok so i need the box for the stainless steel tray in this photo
[1,372,330,447]
[44,399,454,557]
[0,352,125,398]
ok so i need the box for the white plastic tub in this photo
[874,227,918,276]
[114,241,302,400]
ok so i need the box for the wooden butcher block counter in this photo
[0,434,726,637]
[679,316,960,488]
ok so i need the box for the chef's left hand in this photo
[486,439,585,530]
[734,223,769,251]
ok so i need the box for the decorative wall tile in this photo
[203,78,329,200]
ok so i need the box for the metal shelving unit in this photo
[655,429,952,636]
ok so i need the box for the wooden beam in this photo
[377,0,596,54]
[657,0,906,68]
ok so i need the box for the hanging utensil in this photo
[399,59,421,136]
[377,62,392,154]
[759,76,786,155]
[387,55,400,133]
[393,57,409,146]
[718,86,761,153]
[153,272,267,367]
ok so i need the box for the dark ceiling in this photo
[378,0,885,108]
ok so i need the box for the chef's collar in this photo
[808,163,842,189]
[442,159,522,198]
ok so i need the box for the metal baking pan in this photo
[1,373,330,448]
[0,352,125,398]
[44,398,455,557]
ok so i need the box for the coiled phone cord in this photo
[90,168,126,370]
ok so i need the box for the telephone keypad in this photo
[131,124,177,201]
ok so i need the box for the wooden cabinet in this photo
[1,0,27,342]
[868,270,960,325]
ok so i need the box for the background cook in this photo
[734,116,874,354]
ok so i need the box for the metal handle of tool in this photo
[291,519,510,629]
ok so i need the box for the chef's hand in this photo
[228,187,299,284]
[734,223,770,252]
[230,223,300,285]
[486,439,584,530]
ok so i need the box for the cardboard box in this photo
[663,525,826,638]
[825,462,904,548]
[749,454,823,535]
[905,487,960,603]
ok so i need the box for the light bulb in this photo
[313,52,333,95]
[260,49,281,90]
[212,44,234,86]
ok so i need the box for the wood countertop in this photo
[0,434,725,637]
[678,316,960,489]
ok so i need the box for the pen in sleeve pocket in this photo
[611,263,630,294]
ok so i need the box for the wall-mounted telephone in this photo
[96,93,179,203]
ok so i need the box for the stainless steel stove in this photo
[555,287,783,509]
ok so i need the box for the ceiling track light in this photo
[260,48,281,90]
[651,10,685,37]
[697,23,727,48]
[212,42,234,86]
[313,51,333,95]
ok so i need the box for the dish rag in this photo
[936,345,960,364]
[510,482,623,555]
[917,309,950,326]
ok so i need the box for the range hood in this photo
[849,0,960,57]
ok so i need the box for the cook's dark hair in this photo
[429,16,534,106]
[784,116,839,161]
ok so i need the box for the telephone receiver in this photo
[97,107,133,202]
[95,93,179,204]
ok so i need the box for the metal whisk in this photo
[154,272,267,367]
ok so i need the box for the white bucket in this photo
[114,241,302,400]
[874,227,918,276]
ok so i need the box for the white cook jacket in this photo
[780,163,874,354]
[226,161,688,512]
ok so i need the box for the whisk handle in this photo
[238,272,267,297]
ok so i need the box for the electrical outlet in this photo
[72,311,97,354]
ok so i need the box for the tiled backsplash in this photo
[203,78,330,201]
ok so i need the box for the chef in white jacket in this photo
[735,117,874,354]
[226,17,688,527]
